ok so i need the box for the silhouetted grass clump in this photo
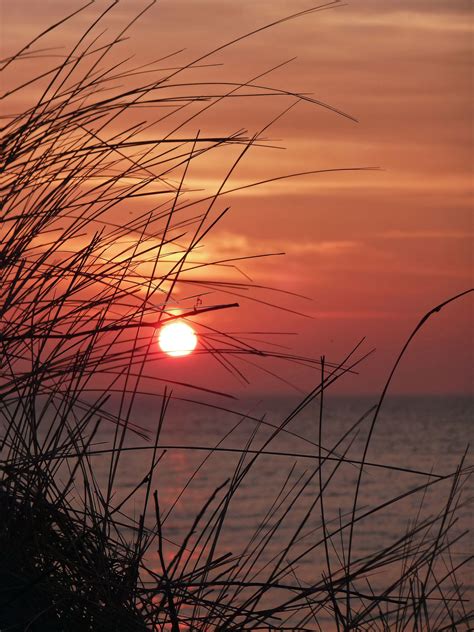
[1,2,472,630]
[0,484,149,631]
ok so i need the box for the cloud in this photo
[286,240,360,255]
[324,9,472,34]
[309,310,399,320]
[378,230,473,240]
[200,232,362,261]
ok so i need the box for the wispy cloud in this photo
[309,310,400,320]
[326,11,472,34]
[203,232,362,258]
[378,230,473,240]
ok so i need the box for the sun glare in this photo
[158,321,197,357]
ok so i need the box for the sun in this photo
[158,321,197,357]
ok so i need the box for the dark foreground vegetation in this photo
[1,2,472,630]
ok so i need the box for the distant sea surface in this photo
[93,394,472,626]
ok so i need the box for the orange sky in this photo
[2,0,472,396]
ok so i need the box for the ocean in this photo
[87,393,473,629]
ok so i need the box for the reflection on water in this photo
[91,394,472,629]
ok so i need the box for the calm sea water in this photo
[91,394,472,628]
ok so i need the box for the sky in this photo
[1,0,472,396]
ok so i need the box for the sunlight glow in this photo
[158,321,197,357]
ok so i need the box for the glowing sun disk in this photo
[158,321,197,357]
